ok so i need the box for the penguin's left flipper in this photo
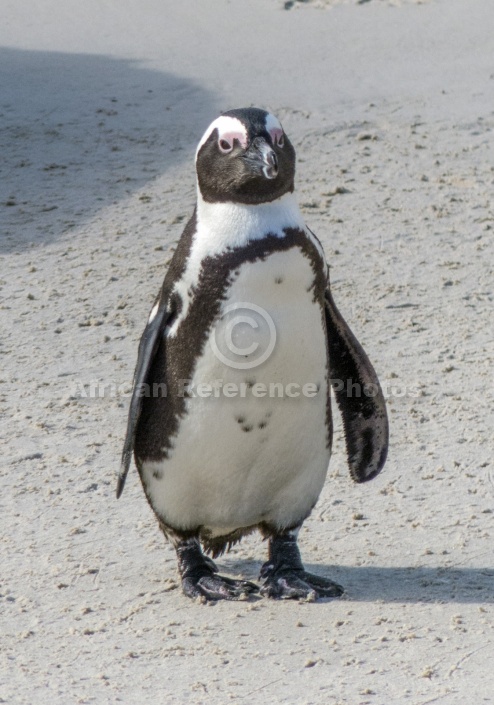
[116,293,171,498]
[325,286,389,483]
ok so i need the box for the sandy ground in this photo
[1,1,493,703]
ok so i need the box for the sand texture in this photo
[1,1,493,703]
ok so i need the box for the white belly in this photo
[141,248,330,533]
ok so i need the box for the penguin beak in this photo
[242,137,279,180]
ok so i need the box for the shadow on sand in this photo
[0,47,218,253]
[222,559,494,604]
[317,564,494,604]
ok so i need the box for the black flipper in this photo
[325,285,389,483]
[116,293,171,498]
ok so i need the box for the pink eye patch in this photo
[264,112,285,147]
[269,127,284,147]
[217,129,248,152]
[196,116,248,157]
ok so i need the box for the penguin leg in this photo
[259,528,344,600]
[175,537,259,601]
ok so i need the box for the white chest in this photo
[142,245,331,534]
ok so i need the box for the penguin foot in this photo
[259,529,344,601]
[183,572,259,601]
[176,538,258,601]
[259,563,344,600]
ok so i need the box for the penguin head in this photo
[195,108,296,205]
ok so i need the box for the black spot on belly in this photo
[152,469,164,480]
[275,276,284,284]
[136,225,328,464]
[258,421,267,429]
[235,415,245,424]
[245,378,255,388]
[241,425,253,433]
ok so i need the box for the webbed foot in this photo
[176,539,258,601]
[259,530,344,601]
[260,563,343,600]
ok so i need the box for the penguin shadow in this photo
[221,559,494,604]
[314,564,494,604]
[0,47,218,253]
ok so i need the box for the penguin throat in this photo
[195,192,305,251]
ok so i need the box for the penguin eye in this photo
[218,138,233,153]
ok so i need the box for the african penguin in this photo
[117,107,389,601]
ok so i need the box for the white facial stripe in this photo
[264,112,283,143]
[196,116,248,158]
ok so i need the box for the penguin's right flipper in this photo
[324,286,389,484]
[116,293,171,498]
